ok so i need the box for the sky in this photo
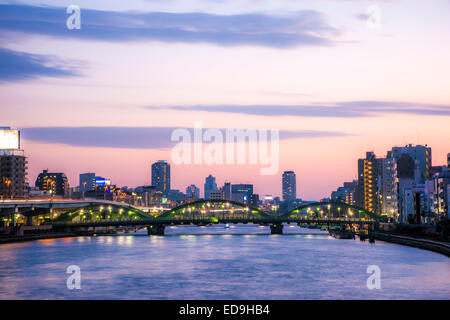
[1,0,449,200]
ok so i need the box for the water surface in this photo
[0,224,448,299]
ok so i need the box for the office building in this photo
[231,184,253,203]
[80,172,96,194]
[186,184,200,200]
[282,171,297,202]
[204,174,218,200]
[152,160,170,195]
[221,182,232,201]
[35,170,69,197]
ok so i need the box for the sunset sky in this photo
[1,0,449,200]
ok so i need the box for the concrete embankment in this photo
[372,232,450,257]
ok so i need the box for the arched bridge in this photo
[0,199,152,226]
[43,200,378,236]
[282,201,378,220]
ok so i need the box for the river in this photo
[0,224,449,299]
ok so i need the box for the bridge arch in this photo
[51,202,152,223]
[158,199,272,220]
[282,201,378,220]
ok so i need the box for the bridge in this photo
[0,199,152,227]
[28,199,378,235]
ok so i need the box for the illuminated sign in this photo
[0,129,20,150]
[161,198,168,204]
[95,178,111,186]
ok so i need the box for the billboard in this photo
[95,178,111,186]
[0,129,20,150]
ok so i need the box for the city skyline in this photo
[5,130,450,204]
[0,1,449,303]
[1,0,450,200]
[4,131,450,201]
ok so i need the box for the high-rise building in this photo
[386,145,431,222]
[204,174,218,200]
[152,160,170,195]
[357,152,379,213]
[186,184,200,200]
[221,182,231,200]
[80,172,96,195]
[0,127,27,199]
[377,157,398,218]
[282,171,296,202]
[231,184,253,203]
[35,170,69,196]
[0,153,28,199]
[389,144,432,181]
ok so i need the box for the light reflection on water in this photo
[0,224,449,300]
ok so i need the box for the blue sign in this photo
[95,178,107,185]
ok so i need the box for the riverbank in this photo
[372,232,450,257]
[0,232,93,244]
